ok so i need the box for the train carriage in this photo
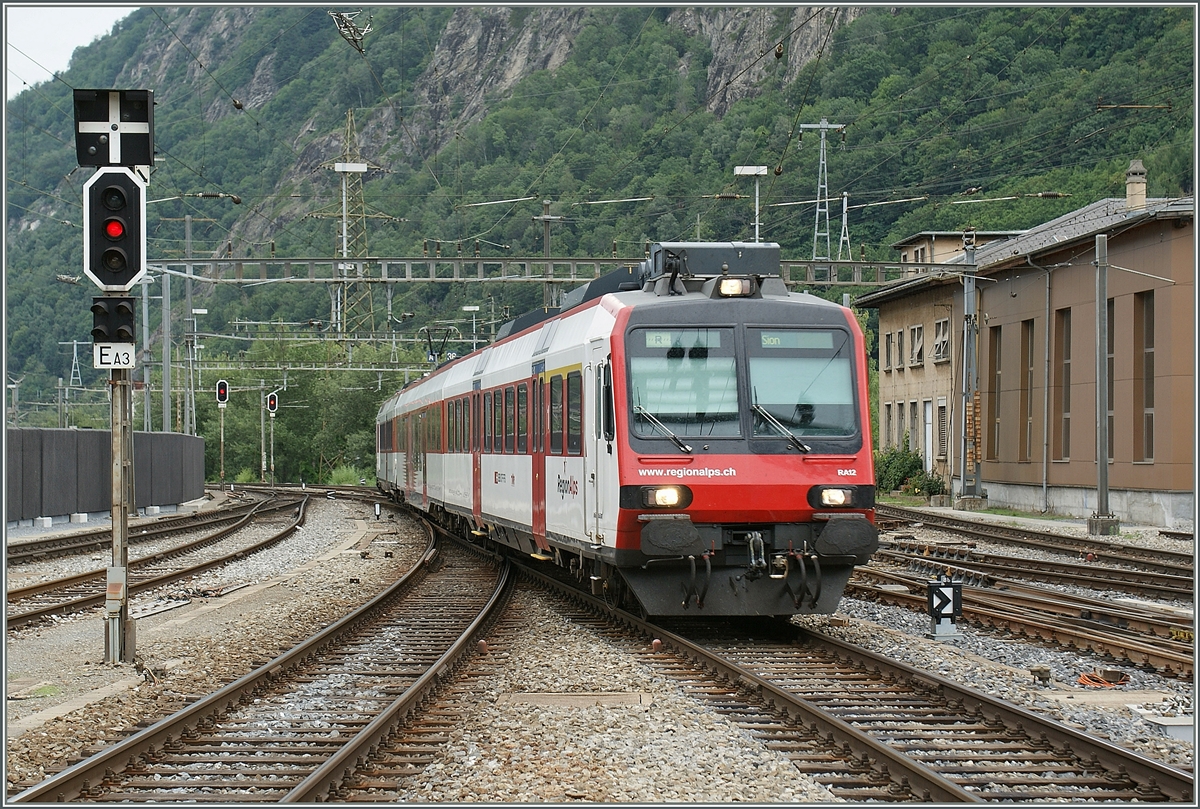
[378,242,879,617]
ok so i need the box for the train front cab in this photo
[599,264,879,617]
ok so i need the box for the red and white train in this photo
[377,242,879,616]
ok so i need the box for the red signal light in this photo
[104,218,125,239]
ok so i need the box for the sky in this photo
[5,4,139,99]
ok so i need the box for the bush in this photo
[330,464,370,485]
[906,471,946,497]
[874,434,924,493]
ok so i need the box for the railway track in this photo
[7,496,308,630]
[5,493,269,564]
[671,618,1192,802]
[9,504,1190,803]
[874,504,1194,576]
[881,537,1194,601]
[854,519,1194,678]
[512,561,1193,803]
[8,532,511,803]
[848,567,1193,678]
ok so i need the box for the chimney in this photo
[1125,159,1147,210]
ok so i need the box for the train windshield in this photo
[628,327,740,437]
[748,328,857,437]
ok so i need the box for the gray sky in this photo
[5,4,139,99]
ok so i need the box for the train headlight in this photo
[808,485,859,508]
[639,485,692,509]
[821,488,851,506]
[718,277,753,297]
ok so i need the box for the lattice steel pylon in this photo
[310,109,376,338]
[797,118,845,261]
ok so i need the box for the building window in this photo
[909,400,919,455]
[1020,320,1034,462]
[1135,291,1154,461]
[936,398,947,459]
[895,330,904,372]
[933,318,950,362]
[883,332,893,371]
[909,324,924,366]
[1053,308,1071,460]
[884,403,893,449]
[987,325,1002,460]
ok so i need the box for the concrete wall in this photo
[6,428,205,523]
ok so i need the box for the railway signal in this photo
[83,167,146,291]
[216,379,229,405]
[90,296,136,343]
[266,391,278,413]
[73,89,154,167]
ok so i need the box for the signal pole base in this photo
[1087,514,1120,536]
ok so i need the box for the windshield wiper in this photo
[633,405,693,453]
[752,404,811,453]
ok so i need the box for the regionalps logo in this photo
[556,474,579,499]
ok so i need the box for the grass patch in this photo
[31,684,60,698]
[878,493,931,508]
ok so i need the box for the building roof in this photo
[855,196,1194,308]
[889,230,1023,250]
[973,196,1193,269]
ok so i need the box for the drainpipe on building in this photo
[1027,256,1054,513]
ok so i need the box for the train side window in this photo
[463,397,470,453]
[550,374,564,455]
[483,393,493,453]
[474,394,482,452]
[455,398,462,452]
[493,390,503,453]
[504,386,515,453]
[517,383,528,453]
[599,361,615,442]
[567,370,582,455]
[530,379,540,451]
[451,399,459,452]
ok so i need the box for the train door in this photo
[588,339,616,544]
[471,383,483,527]
[416,411,427,507]
[404,414,416,504]
[530,360,550,550]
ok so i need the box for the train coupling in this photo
[745,531,768,579]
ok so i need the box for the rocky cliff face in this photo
[370,6,860,159]
[105,6,858,247]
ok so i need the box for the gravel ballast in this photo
[6,498,1194,797]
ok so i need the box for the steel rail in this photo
[7,496,308,630]
[5,498,265,564]
[280,543,513,801]
[875,504,1194,573]
[846,571,1193,678]
[9,506,437,804]
[512,562,983,803]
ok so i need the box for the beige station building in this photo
[856,161,1194,529]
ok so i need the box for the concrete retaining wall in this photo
[6,428,205,523]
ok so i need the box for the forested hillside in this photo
[5,5,1192,482]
